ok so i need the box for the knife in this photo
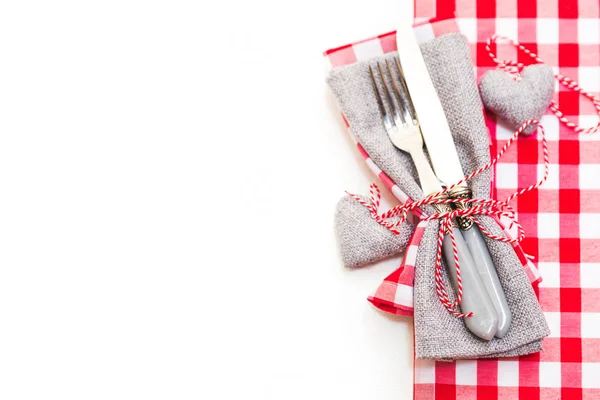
[395,14,512,338]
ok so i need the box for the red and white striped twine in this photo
[486,34,600,135]
[347,120,549,317]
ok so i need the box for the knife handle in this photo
[449,187,512,338]
[442,226,498,341]
[460,225,512,338]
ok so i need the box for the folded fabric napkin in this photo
[327,33,549,360]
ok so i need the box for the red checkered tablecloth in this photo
[325,0,600,398]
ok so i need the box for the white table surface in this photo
[0,0,413,398]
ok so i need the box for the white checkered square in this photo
[579,67,600,92]
[579,164,600,188]
[539,163,559,189]
[539,114,560,140]
[496,18,519,42]
[497,361,520,387]
[580,213,600,239]
[456,18,477,43]
[538,213,560,239]
[496,163,518,189]
[352,40,384,61]
[455,360,477,385]
[496,122,519,140]
[582,363,600,388]
[393,284,413,307]
[414,359,436,384]
[391,185,410,204]
[500,214,520,239]
[537,18,559,44]
[578,19,600,44]
[538,263,560,288]
[365,158,382,175]
[539,362,562,388]
[579,117,600,141]
[582,313,600,338]
[544,312,561,337]
[405,244,419,265]
[413,24,435,43]
[580,263,600,289]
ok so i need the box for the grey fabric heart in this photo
[479,64,555,135]
[334,195,414,268]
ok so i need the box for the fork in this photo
[369,59,499,341]
[369,60,441,197]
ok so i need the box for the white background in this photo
[0,1,413,398]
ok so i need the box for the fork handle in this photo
[442,227,499,341]
[408,145,443,195]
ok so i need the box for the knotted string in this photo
[347,120,549,317]
[486,34,600,134]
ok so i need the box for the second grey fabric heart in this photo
[335,195,414,268]
[479,64,555,135]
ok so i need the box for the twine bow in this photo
[347,120,549,317]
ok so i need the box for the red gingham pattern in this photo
[368,220,428,316]
[325,0,600,397]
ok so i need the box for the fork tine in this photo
[368,65,387,119]
[385,59,408,124]
[376,62,403,126]
[393,57,418,122]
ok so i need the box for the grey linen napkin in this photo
[327,33,549,360]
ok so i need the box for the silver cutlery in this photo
[394,18,512,338]
[369,59,498,341]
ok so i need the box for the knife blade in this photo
[395,12,512,337]
[394,21,465,189]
